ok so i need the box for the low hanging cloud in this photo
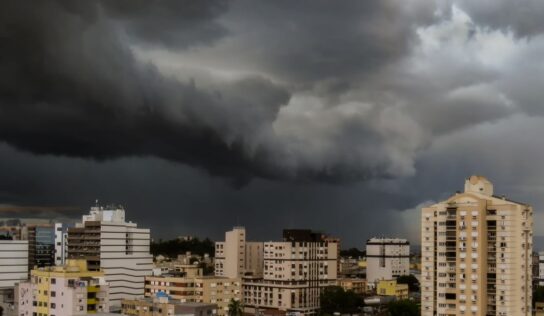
[2,1,544,188]
[0,0,439,185]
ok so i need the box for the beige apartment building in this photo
[421,175,533,316]
[144,264,241,316]
[242,229,338,315]
[122,292,217,316]
[215,226,263,278]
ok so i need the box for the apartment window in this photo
[51,291,56,297]
[51,278,56,284]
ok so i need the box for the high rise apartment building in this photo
[242,229,338,315]
[421,175,533,316]
[366,237,410,284]
[215,227,263,278]
[67,205,153,307]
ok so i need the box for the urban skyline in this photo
[2,1,544,248]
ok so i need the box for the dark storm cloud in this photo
[100,0,229,48]
[0,1,291,184]
[216,0,437,88]
[455,0,544,37]
[0,0,439,184]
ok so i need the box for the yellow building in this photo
[16,260,109,316]
[376,280,408,299]
[145,265,240,316]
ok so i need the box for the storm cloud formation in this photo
[2,0,544,245]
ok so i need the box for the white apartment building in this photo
[421,175,533,316]
[0,240,28,289]
[366,237,410,285]
[538,252,544,286]
[67,205,153,308]
[215,227,263,278]
[54,223,71,266]
[242,229,338,315]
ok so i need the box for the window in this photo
[51,291,56,297]
[51,278,56,284]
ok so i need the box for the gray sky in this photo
[2,1,544,248]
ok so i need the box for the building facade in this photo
[144,265,241,316]
[54,223,72,266]
[0,240,28,290]
[337,278,367,295]
[421,175,533,316]
[122,292,217,316]
[366,238,410,284]
[28,225,56,272]
[68,206,153,307]
[376,279,409,299]
[242,229,338,315]
[215,227,263,278]
[16,259,109,316]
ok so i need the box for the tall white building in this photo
[215,226,263,278]
[68,205,153,308]
[54,222,71,266]
[366,238,410,285]
[421,175,533,316]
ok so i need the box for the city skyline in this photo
[3,1,544,248]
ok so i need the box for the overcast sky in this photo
[2,0,544,248]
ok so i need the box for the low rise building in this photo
[122,292,217,316]
[16,259,109,316]
[145,264,241,316]
[337,278,367,295]
[376,279,408,300]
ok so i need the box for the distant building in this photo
[337,278,367,295]
[145,264,241,316]
[54,222,72,266]
[538,252,544,286]
[376,279,408,300]
[0,239,28,313]
[366,238,410,284]
[27,224,56,272]
[67,205,153,308]
[215,227,263,278]
[536,302,544,316]
[0,240,28,289]
[242,229,338,315]
[122,292,217,316]
[421,175,533,316]
[16,259,109,315]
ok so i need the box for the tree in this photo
[534,285,544,306]
[320,286,363,315]
[396,275,420,292]
[227,298,243,316]
[387,300,419,316]
[340,248,365,258]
